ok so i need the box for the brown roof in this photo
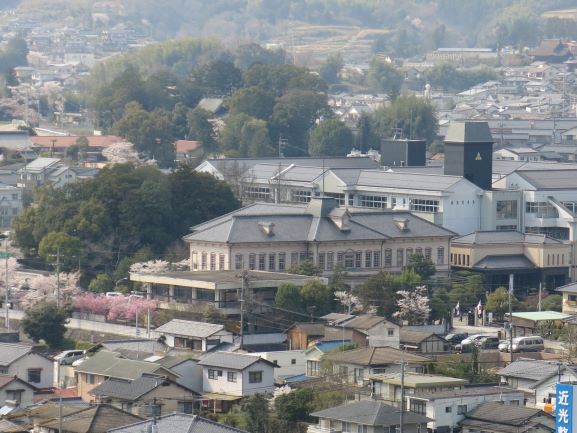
[30,135,123,149]
[176,140,201,153]
[400,330,445,344]
[325,346,429,366]
[531,39,569,57]
[289,323,325,337]
[343,315,386,331]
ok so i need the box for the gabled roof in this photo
[413,385,523,400]
[342,315,388,331]
[155,319,225,339]
[400,330,445,344]
[40,404,144,433]
[324,346,429,366]
[354,169,465,192]
[463,401,549,426]
[0,374,38,391]
[0,343,37,367]
[74,351,167,380]
[89,374,195,401]
[197,352,275,370]
[556,281,577,293]
[305,340,352,355]
[108,413,250,433]
[472,254,537,271]
[311,400,430,426]
[499,360,565,382]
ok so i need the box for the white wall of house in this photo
[367,322,400,349]
[0,381,35,406]
[253,351,306,378]
[201,361,274,397]
[413,391,525,430]
[7,353,54,389]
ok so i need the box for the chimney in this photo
[258,222,275,236]
[394,217,410,232]
[444,121,494,190]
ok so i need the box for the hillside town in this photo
[3,2,577,433]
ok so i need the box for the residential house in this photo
[183,196,454,284]
[303,340,351,378]
[197,352,275,412]
[499,360,577,405]
[406,386,526,433]
[459,401,555,433]
[131,270,324,319]
[451,231,571,291]
[308,400,430,433]
[555,281,577,314]
[38,404,144,433]
[493,147,543,162]
[108,412,250,433]
[510,311,571,336]
[324,315,400,349]
[156,355,202,393]
[400,330,449,354]
[155,319,233,351]
[252,350,306,380]
[287,323,326,351]
[323,347,429,385]
[74,351,178,402]
[89,373,197,416]
[17,157,62,188]
[0,343,53,389]
[0,183,22,227]
[530,39,572,63]
[370,372,467,405]
[0,374,37,406]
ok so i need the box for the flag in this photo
[476,300,483,317]
[454,301,460,316]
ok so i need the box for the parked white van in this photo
[511,336,544,353]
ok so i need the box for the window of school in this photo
[410,199,439,213]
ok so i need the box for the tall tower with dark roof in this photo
[444,121,494,190]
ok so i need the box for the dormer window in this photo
[394,218,410,232]
[258,222,275,236]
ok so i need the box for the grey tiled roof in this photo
[155,319,225,338]
[472,254,536,270]
[89,374,165,401]
[184,199,454,244]
[324,346,429,366]
[463,401,545,425]
[516,169,577,189]
[499,360,561,381]
[556,282,577,293]
[108,413,250,433]
[197,352,274,370]
[74,351,164,380]
[400,330,443,344]
[0,343,34,367]
[342,315,385,330]
[452,231,562,245]
[354,170,465,191]
[413,386,523,400]
[311,400,430,426]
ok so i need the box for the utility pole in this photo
[508,273,514,364]
[399,356,405,433]
[4,235,8,330]
[56,246,61,308]
[238,270,248,350]
[538,282,542,312]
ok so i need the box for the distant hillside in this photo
[16,0,577,60]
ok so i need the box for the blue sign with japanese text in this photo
[557,384,574,433]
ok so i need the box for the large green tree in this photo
[486,287,519,321]
[38,231,84,272]
[21,302,69,348]
[366,58,404,97]
[308,119,353,157]
[372,95,438,145]
[227,86,275,120]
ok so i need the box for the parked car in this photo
[55,350,85,365]
[455,334,489,353]
[498,340,510,352]
[511,336,544,353]
[476,336,500,350]
[445,332,468,346]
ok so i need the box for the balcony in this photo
[307,426,339,433]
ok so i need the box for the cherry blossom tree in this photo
[73,292,158,322]
[18,272,81,308]
[102,141,140,165]
[129,259,171,274]
[334,290,363,313]
[394,285,430,325]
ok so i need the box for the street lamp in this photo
[115,277,128,291]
